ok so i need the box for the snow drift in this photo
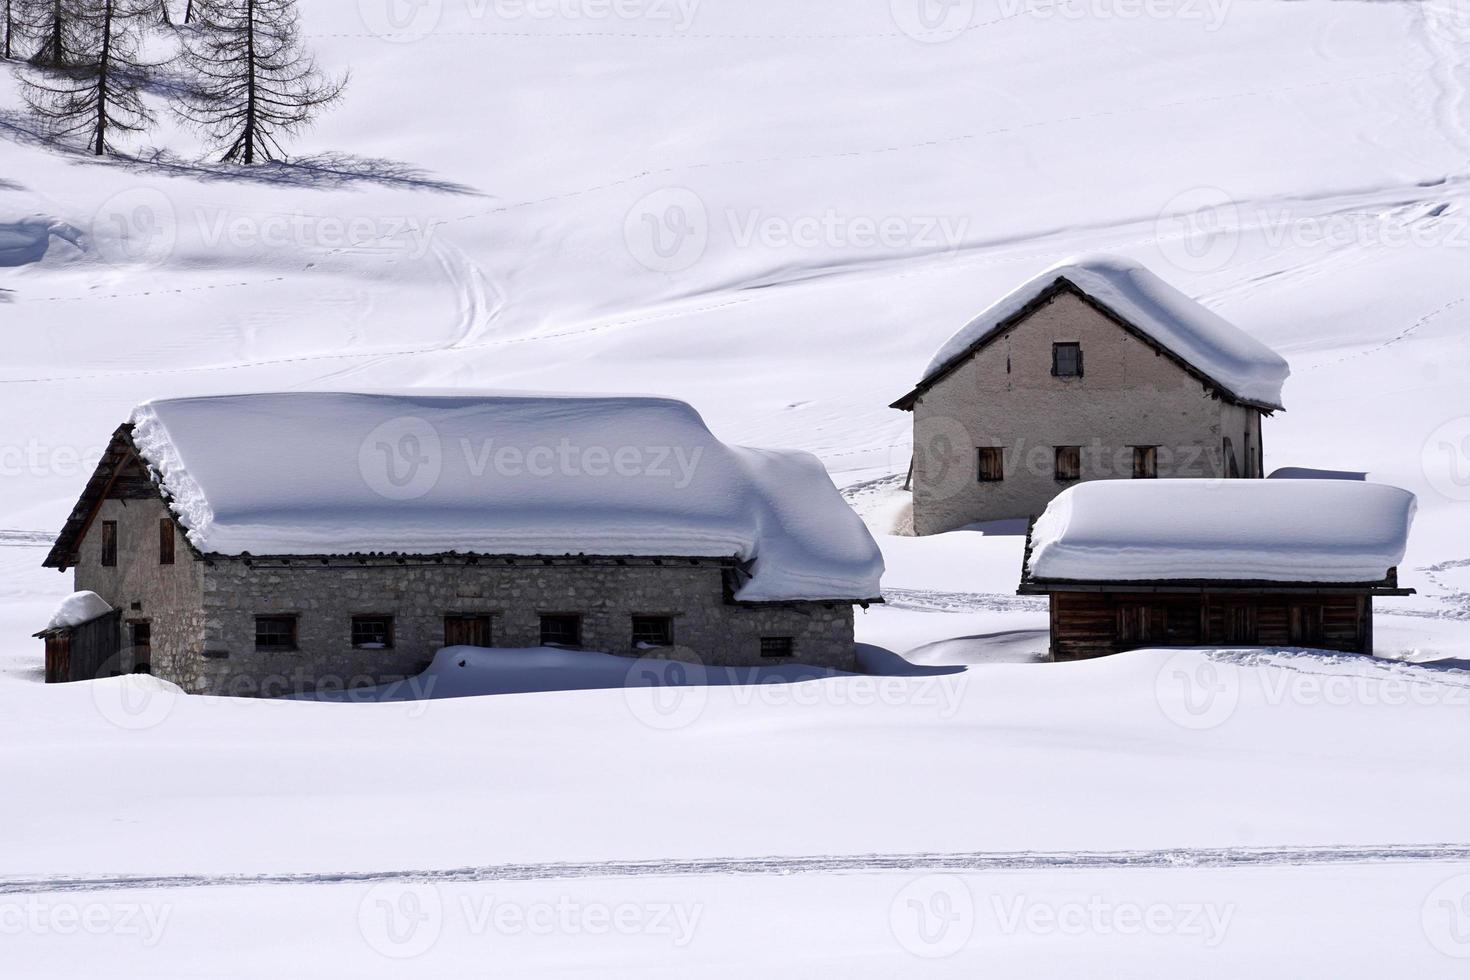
[919,254,1291,410]
[1027,479,1416,583]
[305,644,841,702]
[128,391,884,602]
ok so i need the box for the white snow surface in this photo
[918,254,1291,409]
[6,0,1470,973]
[1027,479,1417,583]
[128,391,884,602]
[41,590,112,631]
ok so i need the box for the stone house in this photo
[891,255,1291,535]
[41,392,884,696]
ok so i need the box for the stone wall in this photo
[73,497,205,684]
[911,291,1265,534]
[197,559,857,696]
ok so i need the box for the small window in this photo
[159,518,175,565]
[760,636,795,658]
[632,615,673,648]
[977,447,1005,482]
[1054,446,1081,482]
[101,521,118,567]
[129,620,151,651]
[1052,342,1083,377]
[540,614,582,648]
[255,615,297,651]
[351,615,395,649]
[1133,446,1158,479]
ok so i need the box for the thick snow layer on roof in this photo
[45,591,113,630]
[1027,480,1415,583]
[129,391,883,602]
[921,255,1290,409]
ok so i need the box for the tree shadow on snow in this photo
[0,110,480,195]
[107,149,484,195]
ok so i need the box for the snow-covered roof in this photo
[43,591,114,631]
[1026,480,1415,584]
[902,255,1290,410]
[127,391,884,603]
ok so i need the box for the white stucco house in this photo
[891,255,1292,535]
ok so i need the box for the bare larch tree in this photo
[3,0,19,60]
[174,0,345,164]
[21,0,156,154]
[26,0,76,67]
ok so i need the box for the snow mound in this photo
[0,218,83,268]
[305,645,841,702]
[919,254,1290,410]
[1027,480,1416,583]
[44,591,113,631]
[129,391,884,602]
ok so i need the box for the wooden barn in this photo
[33,594,123,683]
[1019,479,1417,660]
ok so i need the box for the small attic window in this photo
[1052,342,1083,377]
[101,521,118,567]
[159,518,175,565]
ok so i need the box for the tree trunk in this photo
[243,0,256,164]
[93,0,115,155]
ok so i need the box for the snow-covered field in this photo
[5,0,1470,974]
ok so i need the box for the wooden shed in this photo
[34,607,122,683]
[1019,479,1417,661]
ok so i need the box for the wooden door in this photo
[444,615,492,648]
[45,636,70,684]
[128,620,152,674]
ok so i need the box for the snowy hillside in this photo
[4,0,1470,975]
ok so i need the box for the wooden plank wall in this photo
[1051,592,1371,660]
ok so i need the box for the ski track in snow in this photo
[7,844,1470,896]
